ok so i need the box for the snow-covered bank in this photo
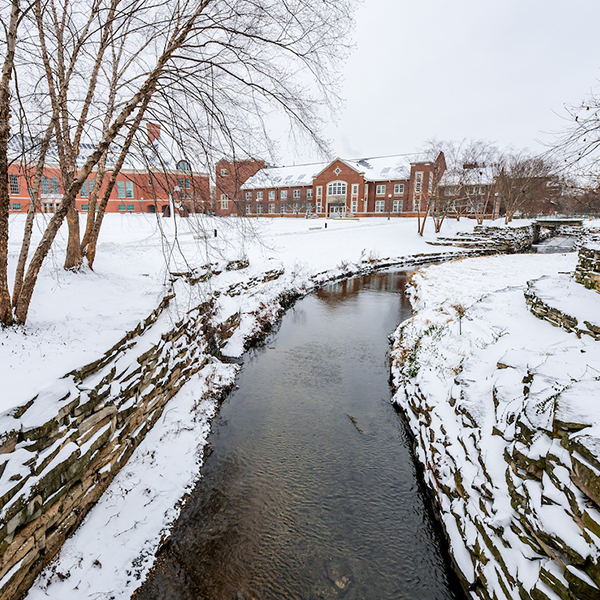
[390,251,600,600]
[1,213,488,599]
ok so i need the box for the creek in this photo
[134,271,466,600]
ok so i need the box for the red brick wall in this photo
[215,158,265,216]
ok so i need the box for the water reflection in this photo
[134,271,464,600]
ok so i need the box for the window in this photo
[376,184,386,196]
[327,182,347,196]
[306,202,313,213]
[292,203,300,213]
[393,200,401,212]
[12,203,21,210]
[82,204,89,211]
[351,184,359,195]
[50,177,59,194]
[177,160,191,171]
[268,190,275,200]
[316,186,322,198]
[220,168,227,176]
[257,191,263,200]
[375,200,385,213]
[394,184,404,195]
[414,172,423,195]
[316,201,322,213]
[148,176,153,186]
[220,194,228,209]
[185,179,190,189]
[307,189,313,198]
[246,192,252,200]
[280,203,287,214]
[281,190,287,199]
[293,189,300,198]
[127,204,134,211]
[126,181,134,198]
[9,174,18,195]
[246,204,252,214]
[81,181,89,197]
[41,177,50,195]
[178,177,185,189]
[257,204,263,214]
[351,200,358,213]
[268,203,275,214]
[428,172,433,194]
[117,181,126,198]
[118,204,126,211]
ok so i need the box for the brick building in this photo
[215,158,265,215]
[215,152,447,218]
[6,131,210,215]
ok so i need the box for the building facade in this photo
[215,153,448,218]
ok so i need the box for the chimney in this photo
[147,123,161,144]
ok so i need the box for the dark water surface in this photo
[135,271,465,600]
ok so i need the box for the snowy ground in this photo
[390,251,600,599]
[2,212,485,600]
[2,212,482,413]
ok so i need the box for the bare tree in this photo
[494,151,553,223]
[1,0,356,326]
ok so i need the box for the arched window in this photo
[327,181,347,196]
[177,160,191,172]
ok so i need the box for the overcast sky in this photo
[280,0,600,163]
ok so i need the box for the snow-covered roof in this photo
[241,162,328,190]
[340,156,412,182]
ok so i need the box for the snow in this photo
[0,211,494,599]
[389,248,600,598]
[2,212,481,415]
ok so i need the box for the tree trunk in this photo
[64,201,82,269]
[0,0,20,326]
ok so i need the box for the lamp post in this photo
[387,193,392,220]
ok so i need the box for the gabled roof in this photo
[241,162,328,190]
[340,156,411,182]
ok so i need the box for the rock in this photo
[324,557,353,593]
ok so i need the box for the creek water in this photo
[134,271,465,600]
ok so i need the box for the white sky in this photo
[281,0,600,163]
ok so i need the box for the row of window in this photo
[243,182,407,202]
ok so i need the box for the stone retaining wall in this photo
[575,242,600,293]
[0,287,227,599]
[428,224,535,254]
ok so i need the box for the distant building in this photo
[215,153,447,217]
[7,126,210,215]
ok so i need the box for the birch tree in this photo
[1,0,356,325]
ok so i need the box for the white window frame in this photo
[268,203,275,214]
[220,194,228,209]
[268,190,275,200]
[257,191,263,200]
[375,200,385,213]
[257,204,263,214]
[307,189,313,198]
[351,200,358,213]
[281,190,288,199]
[246,204,252,214]
[376,184,386,196]
[394,183,404,195]
[327,181,347,196]
[351,184,359,195]
[316,201,322,213]
[293,189,301,199]
[392,199,401,213]
[220,168,227,176]
[246,191,252,200]
[414,172,423,195]
[316,186,322,198]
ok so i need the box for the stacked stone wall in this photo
[0,284,231,599]
[575,242,600,293]
[428,224,535,254]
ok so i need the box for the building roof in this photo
[242,154,431,189]
[339,156,413,182]
[241,162,328,190]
